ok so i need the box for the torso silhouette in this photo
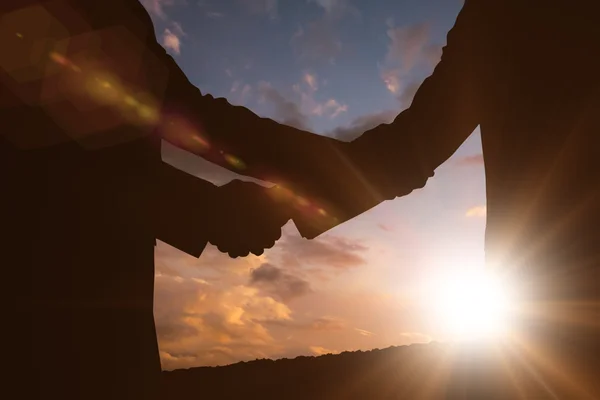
[1,0,315,398]
[1,1,168,399]
[343,1,600,397]
[0,0,285,399]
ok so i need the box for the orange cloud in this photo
[465,206,487,217]
[355,328,375,337]
[303,72,318,91]
[309,346,337,356]
[162,28,181,55]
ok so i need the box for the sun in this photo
[429,269,514,341]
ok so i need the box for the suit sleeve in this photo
[338,0,484,213]
[142,31,376,235]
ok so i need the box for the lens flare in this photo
[124,95,139,107]
[296,196,310,207]
[162,116,211,151]
[49,51,81,72]
[224,154,246,170]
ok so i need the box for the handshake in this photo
[206,180,290,258]
[206,179,343,258]
[157,163,339,259]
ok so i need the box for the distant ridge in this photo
[159,341,563,399]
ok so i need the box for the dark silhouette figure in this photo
[268,0,598,397]
[1,1,294,399]
[285,0,598,397]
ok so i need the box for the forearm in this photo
[347,0,483,195]
[155,54,377,227]
[293,0,485,237]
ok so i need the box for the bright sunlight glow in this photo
[429,270,514,341]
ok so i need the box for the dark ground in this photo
[160,340,599,399]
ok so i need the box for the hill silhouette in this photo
[160,341,589,399]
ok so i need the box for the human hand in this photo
[208,180,290,258]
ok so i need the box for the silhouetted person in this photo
[261,0,598,397]
[0,1,294,399]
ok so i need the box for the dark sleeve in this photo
[120,3,361,219]
[154,162,217,257]
[294,0,487,237]
[349,0,484,188]
[152,42,355,211]
[146,0,482,239]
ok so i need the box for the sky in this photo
[140,0,487,371]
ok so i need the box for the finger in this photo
[234,249,250,258]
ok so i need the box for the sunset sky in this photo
[140,0,487,371]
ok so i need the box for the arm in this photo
[0,0,350,237]
[151,42,358,229]
[155,162,290,258]
[349,0,483,189]
[296,0,485,237]
[148,0,485,238]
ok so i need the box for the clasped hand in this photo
[207,180,290,258]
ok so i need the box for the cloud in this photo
[229,81,253,105]
[239,0,278,19]
[262,315,346,331]
[380,69,402,94]
[277,235,369,270]
[380,21,442,98]
[155,273,292,369]
[170,21,186,37]
[162,28,182,55]
[293,74,348,119]
[140,0,175,19]
[309,345,337,356]
[303,72,319,91]
[257,82,311,131]
[328,109,397,141]
[324,99,348,118]
[309,316,345,331]
[465,205,487,218]
[456,154,484,166]
[257,77,347,130]
[355,328,375,337]
[250,263,312,301]
[385,23,431,71]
